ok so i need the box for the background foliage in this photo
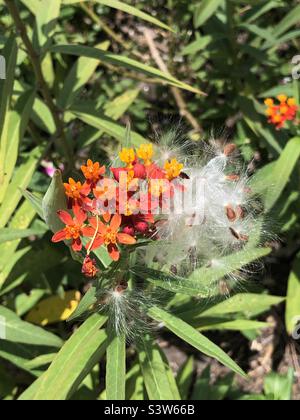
[0,0,300,400]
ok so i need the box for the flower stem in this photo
[87,215,99,255]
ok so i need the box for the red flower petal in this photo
[117,233,136,245]
[82,226,96,237]
[57,210,73,225]
[52,229,67,243]
[89,217,107,234]
[107,243,120,261]
[73,204,87,224]
[86,237,104,251]
[72,238,82,251]
[110,214,122,232]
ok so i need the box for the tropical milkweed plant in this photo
[0,0,299,401]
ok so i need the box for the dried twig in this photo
[143,27,202,134]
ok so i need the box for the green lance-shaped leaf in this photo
[42,170,67,233]
[176,356,194,400]
[178,293,285,324]
[138,335,179,400]
[0,226,47,244]
[21,190,44,220]
[18,314,108,400]
[272,4,300,38]
[71,107,149,147]
[264,369,294,401]
[0,145,46,228]
[0,36,18,186]
[51,44,203,95]
[62,0,174,32]
[33,0,62,53]
[77,88,140,148]
[149,307,246,377]
[0,89,36,204]
[58,41,110,110]
[264,137,300,211]
[0,305,62,348]
[67,286,97,322]
[194,0,223,28]
[106,332,126,400]
[285,256,300,335]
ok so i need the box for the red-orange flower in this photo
[51,206,91,251]
[64,178,90,208]
[81,159,105,186]
[264,95,298,129]
[86,214,136,261]
[82,256,99,278]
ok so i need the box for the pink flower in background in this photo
[41,160,65,178]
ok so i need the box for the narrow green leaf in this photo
[285,256,300,335]
[264,369,294,400]
[194,0,223,28]
[188,247,271,288]
[0,89,35,203]
[72,108,148,147]
[199,293,285,318]
[51,44,203,94]
[0,36,18,185]
[19,314,108,400]
[149,307,245,377]
[106,333,126,400]
[0,145,46,228]
[0,200,37,265]
[67,287,97,322]
[58,41,110,109]
[21,190,44,220]
[176,356,194,400]
[77,88,140,148]
[126,361,144,400]
[0,226,46,244]
[265,137,300,211]
[62,0,173,32]
[138,335,177,400]
[33,0,62,52]
[0,305,62,347]
[273,4,300,37]
[25,353,56,370]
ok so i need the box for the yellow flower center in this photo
[137,144,154,166]
[104,228,117,245]
[119,148,135,168]
[164,158,184,180]
[277,94,287,103]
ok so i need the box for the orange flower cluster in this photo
[264,95,298,129]
[51,145,185,277]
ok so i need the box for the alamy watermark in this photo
[0,55,6,80]
[0,315,6,340]
[292,316,300,340]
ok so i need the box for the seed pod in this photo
[225,174,240,182]
[226,205,237,222]
[223,143,237,156]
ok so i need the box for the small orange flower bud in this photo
[277,94,287,103]
[264,98,274,107]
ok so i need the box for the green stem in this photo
[80,2,143,60]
